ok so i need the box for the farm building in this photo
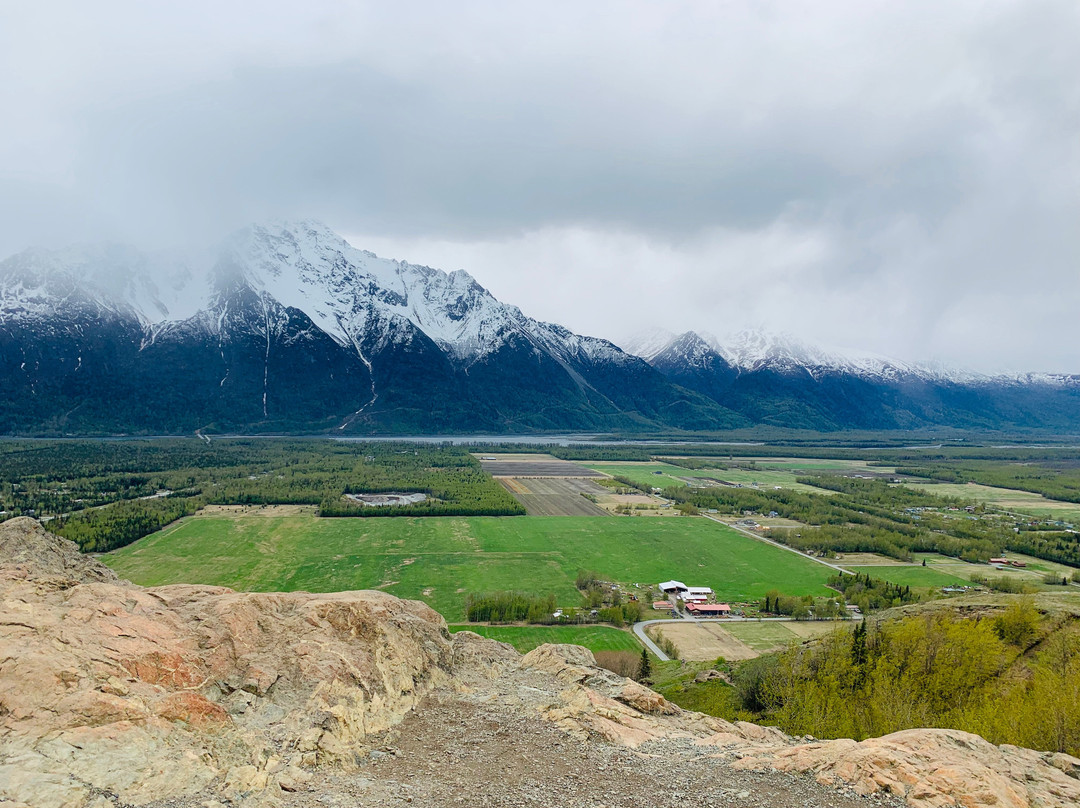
[686,602,731,616]
[658,580,688,595]
[652,601,675,611]
[989,557,1009,565]
[684,586,713,602]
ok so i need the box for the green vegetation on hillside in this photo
[704,599,1080,756]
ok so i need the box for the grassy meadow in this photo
[720,619,841,651]
[850,564,972,589]
[103,511,837,620]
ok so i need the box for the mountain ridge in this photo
[2,222,1078,436]
[0,221,741,435]
[628,329,1080,432]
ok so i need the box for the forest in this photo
[0,439,523,552]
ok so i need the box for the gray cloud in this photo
[2,0,1078,371]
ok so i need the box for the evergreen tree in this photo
[638,648,652,683]
[851,619,868,685]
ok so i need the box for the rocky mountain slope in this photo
[2,518,1080,808]
[629,329,1080,431]
[0,222,738,434]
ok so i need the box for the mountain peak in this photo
[627,327,995,384]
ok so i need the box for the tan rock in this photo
[728,728,1080,808]
[0,520,452,807]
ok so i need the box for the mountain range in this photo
[1,219,1077,435]
[626,329,1080,432]
[0,221,737,434]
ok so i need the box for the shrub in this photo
[594,650,641,679]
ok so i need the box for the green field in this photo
[901,481,1080,524]
[448,624,643,654]
[665,457,879,472]
[854,565,972,588]
[916,552,1080,590]
[582,462,827,494]
[581,462,715,488]
[103,513,837,620]
[699,468,831,494]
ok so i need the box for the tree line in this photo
[1,440,524,552]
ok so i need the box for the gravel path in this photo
[291,696,904,808]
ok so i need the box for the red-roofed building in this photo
[652,601,675,611]
[686,602,731,616]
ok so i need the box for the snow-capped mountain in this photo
[626,329,1080,432]
[630,328,985,383]
[2,222,1078,437]
[0,221,737,434]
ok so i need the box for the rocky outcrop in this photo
[512,644,1080,808]
[0,517,119,585]
[727,728,1080,808]
[0,519,453,807]
[2,518,1080,808]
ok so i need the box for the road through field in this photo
[703,514,854,577]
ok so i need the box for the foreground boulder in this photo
[2,517,1079,808]
[0,518,453,807]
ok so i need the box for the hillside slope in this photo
[2,518,1080,808]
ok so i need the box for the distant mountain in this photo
[627,329,1080,432]
[0,222,742,434]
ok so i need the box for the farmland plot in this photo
[476,453,604,478]
[497,477,609,516]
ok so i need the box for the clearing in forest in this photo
[496,476,609,516]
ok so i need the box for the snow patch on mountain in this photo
[630,327,1002,384]
[225,220,629,365]
[0,219,632,372]
[0,243,216,325]
[620,328,677,363]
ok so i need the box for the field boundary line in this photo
[701,514,854,576]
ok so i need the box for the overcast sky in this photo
[2,1,1078,372]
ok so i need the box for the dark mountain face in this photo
[640,330,1080,432]
[5,221,1075,437]
[0,223,741,435]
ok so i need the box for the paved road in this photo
[634,619,676,661]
